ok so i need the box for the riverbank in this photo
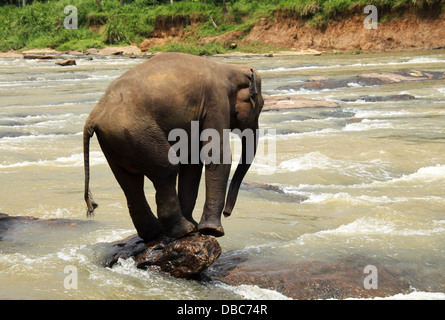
[1,0,444,55]
[0,46,324,59]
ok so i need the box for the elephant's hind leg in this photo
[151,173,197,239]
[108,161,162,242]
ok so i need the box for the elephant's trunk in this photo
[83,123,98,217]
[223,127,258,217]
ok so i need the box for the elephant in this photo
[83,52,263,242]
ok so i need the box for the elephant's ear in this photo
[249,69,259,109]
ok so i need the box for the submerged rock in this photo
[23,54,58,60]
[341,94,415,102]
[278,70,445,92]
[204,253,412,300]
[263,95,339,111]
[105,233,222,279]
[0,213,88,241]
[56,59,76,66]
[241,181,308,203]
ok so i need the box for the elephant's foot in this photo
[134,217,163,243]
[197,218,225,237]
[160,217,197,239]
[182,215,198,228]
[138,228,163,243]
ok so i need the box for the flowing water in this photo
[0,51,444,300]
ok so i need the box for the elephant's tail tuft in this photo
[84,122,98,218]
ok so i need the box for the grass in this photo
[0,0,443,53]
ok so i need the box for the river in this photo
[0,51,444,299]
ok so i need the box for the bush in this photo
[103,17,130,44]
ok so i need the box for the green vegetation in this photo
[0,0,443,53]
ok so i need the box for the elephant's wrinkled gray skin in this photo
[83,52,263,242]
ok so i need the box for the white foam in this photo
[260,57,443,76]
[343,119,394,131]
[0,151,106,168]
[297,216,445,243]
[214,282,292,300]
[347,289,445,300]
[261,65,334,73]
[390,164,445,184]
[278,152,331,172]
[93,229,136,243]
[251,152,393,182]
[405,57,443,64]
[351,109,412,118]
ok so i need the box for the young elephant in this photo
[83,52,263,242]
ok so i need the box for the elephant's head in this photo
[224,67,264,217]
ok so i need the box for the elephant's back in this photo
[126,52,223,81]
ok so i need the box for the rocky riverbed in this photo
[0,213,422,300]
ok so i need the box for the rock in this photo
[105,233,222,279]
[23,54,57,60]
[278,70,445,92]
[0,213,88,241]
[85,48,99,55]
[341,94,415,102]
[308,76,330,82]
[56,59,76,66]
[204,253,412,299]
[358,71,433,83]
[242,181,283,193]
[94,46,142,57]
[67,50,85,56]
[21,48,61,55]
[0,50,22,58]
[241,181,308,203]
[262,95,339,111]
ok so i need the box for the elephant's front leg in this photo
[198,162,231,237]
[178,163,203,226]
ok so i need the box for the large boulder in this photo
[105,233,222,279]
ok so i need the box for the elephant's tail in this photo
[83,123,98,218]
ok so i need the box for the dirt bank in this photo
[243,12,445,52]
[140,11,445,54]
